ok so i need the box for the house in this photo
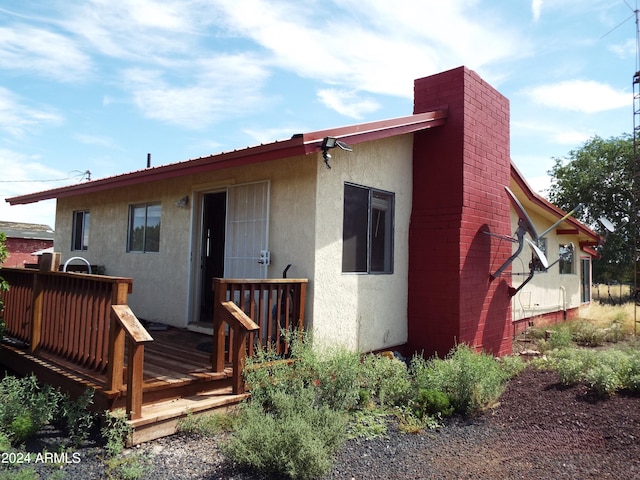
[5,66,601,359]
[0,221,54,268]
[508,167,601,333]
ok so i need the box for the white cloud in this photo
[243,127,303,145]
[532,0,543,22]
[73,133,116,148]
[609,39,635,59]
[209,0,527,97]
[0,88,63,137]
[0,25,92,82]
[122,54,271,129]
[317,89,380,119]
[526,80,631,113]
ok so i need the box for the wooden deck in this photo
[0,268,308,444]
[0,326,246,444]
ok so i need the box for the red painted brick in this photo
[408,66,512,358]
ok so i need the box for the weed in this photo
[60,389,96,446]
[1,467,39,480]
[347,408,389,439]
[177,410,235,436]
[101,411,132,458]
[105,452,150,480]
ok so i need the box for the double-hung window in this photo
[342,183,394,274]
[128,203,161,253]
[71,210,90,251]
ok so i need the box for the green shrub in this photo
[223,390,346,480]
[537,328,573,353]
[410,344,521,415]
[411,389,453,419]
[359,354,411,408]
[603,321,626,343]
[313,348,363,411]
[10,413,36,442]
[572,321,606,347]
[544,347,640,396]
[0,374,62,444]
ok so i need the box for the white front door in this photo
[224,180,270,278]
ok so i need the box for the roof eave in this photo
[6,109,447,206]
[509,163,602,244]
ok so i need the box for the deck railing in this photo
[212,278,308,393]
[0,267,150,418]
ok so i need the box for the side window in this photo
[342,183,394,274]
[71,210,90,251]
[128,203,161,253]
[559,243,574,274]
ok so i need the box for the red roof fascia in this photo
[581,245,600,258]
[510,163,601,244]
[7,109,447,206]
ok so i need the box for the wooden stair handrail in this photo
[216,300,259,394]
[107,304,153,420]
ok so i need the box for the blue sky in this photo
[0,0,636,227]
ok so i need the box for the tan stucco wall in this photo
[53,136,412,352]
[54,154,317,326]
[311,135,413,352]
[509,208,585,322]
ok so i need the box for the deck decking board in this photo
[0,326,241,438]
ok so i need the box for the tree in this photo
[547,134,635,283]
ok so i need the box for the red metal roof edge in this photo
[510,163,602,244]
[6,109,447,205]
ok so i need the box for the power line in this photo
[0,170,91,183]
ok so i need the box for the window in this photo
[72,210,90,251]
[532,238,547,272]
[128,203,161,253]
[342,183,394,274]
[580,258,591,303]
[559,243,574,274]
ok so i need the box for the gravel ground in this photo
[2,366,639,479]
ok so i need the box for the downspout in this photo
[560,286,566,320]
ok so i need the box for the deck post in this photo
[106,282,131,393]
[127,338,145,420]
[29,273,43,354]
[107,320,125,392]
[212,279,226,372]
[232,327,247,394]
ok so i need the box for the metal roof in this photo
[509,163,601,248]
[0,221,54,239]
[6,109,447,206]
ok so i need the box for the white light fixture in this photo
[321,136,353,169]
[175,195,189,208]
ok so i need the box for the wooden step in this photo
[120,386,249,445]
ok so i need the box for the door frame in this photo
[187,180,271,332]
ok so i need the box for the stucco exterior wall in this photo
[54,154,317,326]
[509,207,585,323]
[311,135,413,352]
